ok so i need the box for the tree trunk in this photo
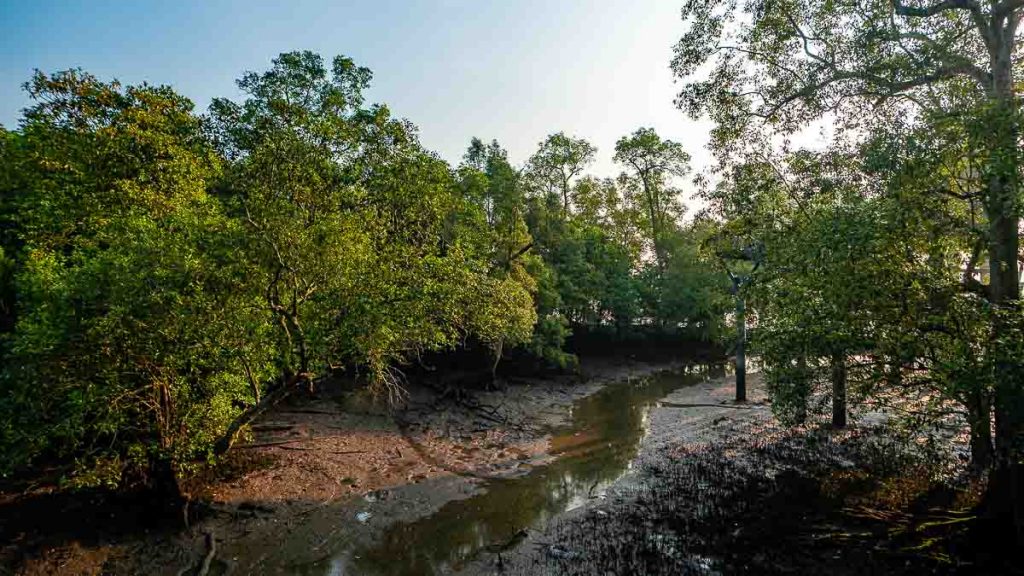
[562,176,570,216]
[147,455,186,525]
[831,352,847,428]
[966,386,994,473]
[735,293,746,402]
[641,175,665,271]
[887,355,902,387]
[213,374,301,456]
[988,213,1024,542]
[985,58,1024,540]
[795,355,808,425]
[490,338,504,385]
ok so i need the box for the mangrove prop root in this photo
[197,531,217,576]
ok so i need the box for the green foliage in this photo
[0,53,730,488]
[652,225,732,340]
[613,128,690,270]
[526,132,596,214]
[0,69,268,485]
[676,1,1024,496]
[211,52,538,399]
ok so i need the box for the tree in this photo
[211,53,537,403]
[711,232,762,403]
[457,138,549,373]
[209,51,375,397]
[526,132,597,215]
[0,70,266,494]
[0,126,22,334]
[613,128,690,270]
[676,0,1024,535]
[523,141,644,336]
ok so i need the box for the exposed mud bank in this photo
[1,354,708,575]
[9,351,1003,576]
[482,374,1018,576]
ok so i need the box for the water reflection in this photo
[319,363,723,576]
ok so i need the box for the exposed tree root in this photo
[176,531,216,576]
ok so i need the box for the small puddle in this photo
[314,363,724,575]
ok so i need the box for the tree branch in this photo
[757,65,976,119]
[994,0,1024,18]
[508,242,534,263]
[893,0,980,18]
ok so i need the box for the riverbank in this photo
[8,355,1009,576]
[1,354,705,575]
[459,369,771,575]
[486,373,1017,575]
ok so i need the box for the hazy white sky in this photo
[1,0,713,183]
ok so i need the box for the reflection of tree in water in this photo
[346,364,724,576]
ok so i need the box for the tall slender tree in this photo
[613,128,690,270]
[527,132,597,215]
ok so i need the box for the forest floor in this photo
[0,354,697,576]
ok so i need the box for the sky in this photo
[0,0,713,181]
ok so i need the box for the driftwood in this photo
[274,446,367,455]
[250,423,296,432]
[235,434,366,456]
[234,437,310,449]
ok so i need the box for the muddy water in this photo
[316,364,724,576]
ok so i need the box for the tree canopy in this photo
[0,52,724,489]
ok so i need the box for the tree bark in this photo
[887,355,902,387]
[490,338,504,386]
[213,373,304,456]
[987,210,1024,542]
[640,173,666,271]
[147,455,186,525]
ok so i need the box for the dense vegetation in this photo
[676,0,1024,541]
[0,53,728,491]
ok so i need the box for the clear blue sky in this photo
[0,0,712,178]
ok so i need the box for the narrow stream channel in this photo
[313,363,724,576]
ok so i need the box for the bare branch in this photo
[883,31,991,85]
[717,45,806,81]
[508,242,534,263]
[785,13,832,67]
